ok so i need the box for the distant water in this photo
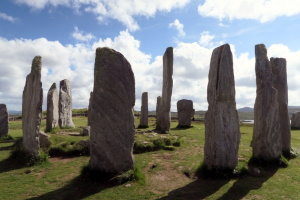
[240,120,254,124]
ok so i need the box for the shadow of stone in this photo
[158,178,230,200]
[170,126,193,131]
[0,156,28,174]
[0,144,13,151]
[217,168,278,200]
[27,175,115,200]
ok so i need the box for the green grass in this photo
[1,116,300,199]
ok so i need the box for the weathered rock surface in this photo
[59,79,75,128]
[0,104,8,137]
[22,56,43,156]
[89,47,135,175]
[204,44,240,171]
[156,47,173,132]
[177,99,195,127]
[156,96,161,119]
[139,92,148,128]
[39,131,51,148]
[46,83,59,132]
[81,126,90,136]
[252,44,281,160]
[291,112,300,129]
[271,57,291,154]
[87,91,93,126]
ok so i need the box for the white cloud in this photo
[199,31,215,47]
[72,26,95,42]
[169,19,186,37]
[198,0,300,23]
[0,12,18,23]
[14,0,191,31]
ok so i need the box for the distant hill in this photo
[8,110,22,116]
[238,107,254,112]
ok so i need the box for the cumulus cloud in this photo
[72,26,95,42]
[198,0,300,23]
[169,19,186,37]
[199,31,215,47]
[14,0,191,31]
[0,12,18,23]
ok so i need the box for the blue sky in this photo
[1,0,300,111]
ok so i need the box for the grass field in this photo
[1,116,300,200]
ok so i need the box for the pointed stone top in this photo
[255,44,267,57]
[31,56,42,73]
[49,82,57,90]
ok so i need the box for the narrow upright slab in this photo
[0,104,8,137]
[252,44,281,160]
[59,79,75,128]
[46,83,59,132]
[156,47,173,132]
[271,57,291,155]
[22,56,43,156]
[87,91,93,126]
[89,47,135,175]
[156,96,161,119]
[177,99,195,128]
[139,92,148,128]
[204,44,240,171]
[291,112,300,129]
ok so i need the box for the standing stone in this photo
[46,83,59,132]
[177,99,195,128]
[0,104,8,137]
[22,56,43,156]
[81,126,90,136]
[291,112,300,129]
[156,96,161,119]
[89,47,135,175]
[59,79,75,128]
[139,92,148,128]
[271,58,291,155]
[39,131,51,148]
[252,44,281,160]
[87,91,93,126]
[156,47,173,132]
[204,44,240,171]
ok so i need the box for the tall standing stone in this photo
[156,47,173,132]
[22,56,43,156]
[0,104,8,137]
[156,96,161,119]
[89,47,135,175]
[87,91,93,126]
[271,57,291,155]
[46,83,59,132]
[59,79,75,128]
[291,112,300,129]
[204,44,240,171]
[139,92,148,128]
[177,99,195,128]
[252,44,281,160]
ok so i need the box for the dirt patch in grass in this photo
[147,152,191,195]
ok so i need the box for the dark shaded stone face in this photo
[0,104,8,137]
[89,47,135,175]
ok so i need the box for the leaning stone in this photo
[177,99,195,128]
[46,83,59,132]
[0,104,8,137]
[291,112,300,129]
[139,92,148,128]
[271,57,291,155]
[39,131,51,148]
[22,56,43,156]
[81,126,90,136]
[89,47,135,176]
[252,44,281,160]
[59,79,75,128]
[204,44,240,171]
[156,47,173,132]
